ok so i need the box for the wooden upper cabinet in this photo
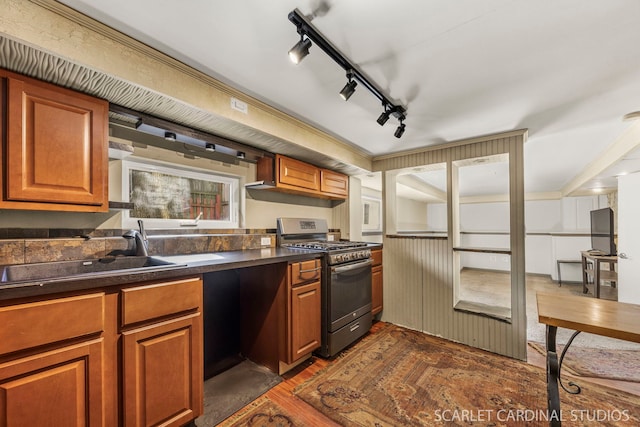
[321,169,348,197]
[0,70,108,212]
[277,154,320,191]
[256,154,348,199]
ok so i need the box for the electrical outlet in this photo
[261,237,271,246]
[327,235,335,241]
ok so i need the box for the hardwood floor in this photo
[220,320,639,426]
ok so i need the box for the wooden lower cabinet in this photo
[0,339,104,427]
[372,249,383,315]
[288,280,321,363]
[121,277,203,427]
[0,276,203,427]
[122,314,203,427]
[241,261,322,374]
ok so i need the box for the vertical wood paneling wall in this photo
[373,130,527,360]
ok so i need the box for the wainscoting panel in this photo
[376,130,527,360]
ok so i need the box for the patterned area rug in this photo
[217,396,305,427]
[295,323,640,426]
[529,342,640,383]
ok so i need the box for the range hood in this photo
[244,180,276,189]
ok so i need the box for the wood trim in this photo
[373,129,528,162]
[452,246,511,255]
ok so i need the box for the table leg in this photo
[595,260,601,298]
[546,325,562,426]
[581,255,588,294]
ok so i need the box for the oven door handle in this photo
[331,258,372,273]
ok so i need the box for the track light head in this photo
[339,79,357,101]
[237,151,246,159]
[288,37,312,64]
[394,120,406,139]
[205,143,215,152]
[377,105,391,126]
[164,131,177,141]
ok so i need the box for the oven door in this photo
[329,258,372,332]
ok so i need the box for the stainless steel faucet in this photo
[123,219,149,256]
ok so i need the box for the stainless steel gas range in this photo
[277,218,373,357]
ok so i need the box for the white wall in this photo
[456,196,602,280]
[388,195,602,278]
[426,203,447,231]
[617,172,640,304]
[396,197,428,231]
[460,202,510,231]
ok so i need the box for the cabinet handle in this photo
[350,322,360,332]
[298,266,321,273]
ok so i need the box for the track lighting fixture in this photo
[339,71,357,101]
[394,120,406,139]
[237,151,245,159]
[164,131,177,141]
[205,143,215,152]
[288,36,312,64]
[288,8,407,138]
[377,105,391,126]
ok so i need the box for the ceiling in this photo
[57,0,640,197]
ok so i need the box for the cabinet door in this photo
[122,314,203,427]
[288,280,321,363]
[372,265,383,315]
[320,169,348,198]
[0,339,104,427]
[277,155,320,191]
[3,75,108,211]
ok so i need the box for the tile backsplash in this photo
[0,229,275,266]
[0,228,342,266]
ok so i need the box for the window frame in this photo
[121,158,240,229]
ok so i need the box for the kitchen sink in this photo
[1,256,184,283]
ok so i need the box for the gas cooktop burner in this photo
[283,241,369,251]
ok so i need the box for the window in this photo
[387,163,448,235]
[122,159,240,229]
[362,196,382,233]
[452,154,511,321]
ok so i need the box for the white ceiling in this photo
[57,0,640,196]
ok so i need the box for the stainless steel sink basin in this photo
[1,256,184,283]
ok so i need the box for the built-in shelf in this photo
[452,246,511,255]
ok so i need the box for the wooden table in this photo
[537,293,640,426]
[580,251,617,298]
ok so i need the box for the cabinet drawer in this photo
[121,277,202,327]
[290,259,322,286]
[0,293,105,355]
[372,249,383,266]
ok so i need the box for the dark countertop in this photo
[0,248,323,302]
